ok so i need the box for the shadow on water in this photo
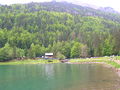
[0,64,120,90]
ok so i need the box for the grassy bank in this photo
[0,56,120,68]
[105,61,120,68]
[69,56,120,69]
[0,59,60,65]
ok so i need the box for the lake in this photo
[0,64,120,90]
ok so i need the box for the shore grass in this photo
[0,56,120,68]
[105,60,120,68]
[69,56,120,69]
[0,59,60,65]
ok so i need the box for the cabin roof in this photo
[45,53,53,56]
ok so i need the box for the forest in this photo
[0,2,120,61]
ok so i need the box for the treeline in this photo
[0,3,120,61]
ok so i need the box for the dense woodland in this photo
[0,2,120,61]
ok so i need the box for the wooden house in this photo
[45,53,54,59]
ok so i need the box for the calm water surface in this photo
[0,64,120,90]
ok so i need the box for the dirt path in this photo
[114,60,120,64]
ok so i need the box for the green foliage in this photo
[16,48,25,58]
[102,37,114,56]
[71,42,82,58]
[0,43,25,61]
[80,44,88,58]
[28,43,46,58]
[61,42,71,58]
[56,52,66,60]
[0,43,13,61]
[28,43,36,58]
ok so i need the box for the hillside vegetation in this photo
[0,2,120,61]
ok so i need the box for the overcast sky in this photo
[0,0,120,11]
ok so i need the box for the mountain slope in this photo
[0,2,120,61]
[0,2,120,22]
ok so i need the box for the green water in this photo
[0,64,120,90]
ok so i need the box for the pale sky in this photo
[0,0,120,11]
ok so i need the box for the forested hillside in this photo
[0,2,120,61]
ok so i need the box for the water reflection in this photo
[44,64,55,79]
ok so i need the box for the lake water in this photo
[0,64,120,90]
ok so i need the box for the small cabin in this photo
[45,53,54,59]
